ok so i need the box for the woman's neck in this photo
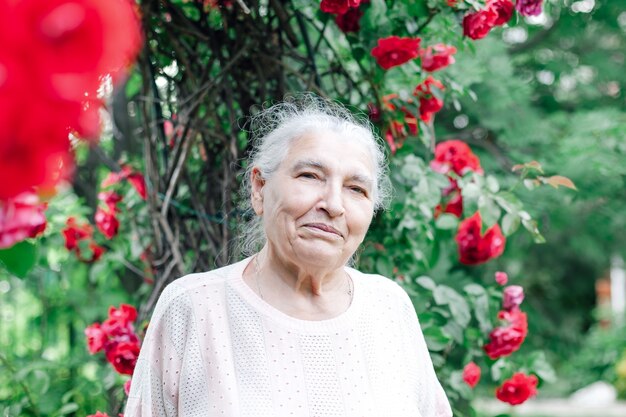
[243,247,353,320]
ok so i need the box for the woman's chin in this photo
[291,241,350,268]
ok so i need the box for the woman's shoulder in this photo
[348,267,411,302]
[156,259,247,306]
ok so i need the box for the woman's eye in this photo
[299,172,317,179]
[349,186,367,195]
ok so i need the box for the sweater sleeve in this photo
[124,282,209,417]
[399,289,453,417]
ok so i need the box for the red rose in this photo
[19,0,142,98]
[484,309,528,359]
[516,0,543,17]
[414,76,445,122]
[127,172,147,200]
[87,412,110,417]
[456,212,506,265]
[0,97,72,199]
[462,361,481,388]
[320,0,360,15]
[102,166,147,200]
[95,207,119,239]
[430,140,483,176]
[435,179,463,218]
[85,323,108,354]
[105,340,140,375]
[124,378,132,395]
[0,193,47,249]
[62,217,93,251]
[420,44,457,72]
[488,0,515,26]
[496,373,538,405]
[86,241,105,263]
[98,191,123,212]
[462,9,498,40]
[371,36,421,70]
[335,7,363,33]
[108,304,138,327]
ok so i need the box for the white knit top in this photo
[124,257,452,417]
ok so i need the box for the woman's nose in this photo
[319,182,345,217]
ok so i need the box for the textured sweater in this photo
[125,257,452,417]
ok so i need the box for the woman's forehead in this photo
[282,130,375,174]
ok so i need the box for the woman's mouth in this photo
[304,223,343,238]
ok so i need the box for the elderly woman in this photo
[125,97,452,417]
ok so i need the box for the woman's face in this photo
[252,129,376,270]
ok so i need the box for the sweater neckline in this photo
[228,256,363,333]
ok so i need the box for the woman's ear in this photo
[250,167,265,216]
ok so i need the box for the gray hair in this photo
[237,94,391,257]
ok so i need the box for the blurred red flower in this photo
[0,193,47,249]
[484,309,528,359]
[335,7,363,33]
[456,212,505,265]
[320,0,360,15]
[516,0,544,17]
[496,372,538,405]
[430,140,483,176]
[462,361,481,388]
[462,9,498,40]
[371,36,421,70]
[62,217,93,251]
[414,76,445,122]
[488,0,515,26]
[434,179,463,218]
[105,341,140,375]
[495,271,509,285]
[95,207,119,239]
[420,44,457,72]
[85,323,108,354]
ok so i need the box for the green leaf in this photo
[416,276,437,291]
[464,284,492,334]
[125,70,142,98]
[433,285,471,327]
[501,213,521,236]
[423,326,451,351]
[435,213,459,230]
[0,241,37,278]
[448,370,473,399]
[494,192,523,214]
[58,403,79,415]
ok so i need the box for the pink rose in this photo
[85,323,108,354]
[420,44,457,72]
[0,192,47,249]
[516,0,544,16]
[495,271,508,285]
[430,140,483,176]
[503,285,524,310]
